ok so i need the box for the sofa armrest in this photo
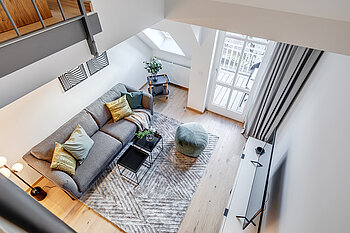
[23,152,81,199]
[125,84,139,93]
[125,84,153,115]
[141,92,153,115]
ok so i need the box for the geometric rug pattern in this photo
[80,112,219,233]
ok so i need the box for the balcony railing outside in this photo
[212,33,268,114]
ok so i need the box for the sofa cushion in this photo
[63,125,94,164]
[106,95,133,122]
[101,119,137,146]
[50,142,76,176]
[86,90,122,128]
[111,83,127,94]
[73,131,122,193]
[101,89,121,103]
[31,110,99,162]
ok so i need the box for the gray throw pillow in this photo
[63,125,94,164]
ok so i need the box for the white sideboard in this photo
[219,137,272,233]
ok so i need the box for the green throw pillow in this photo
[50,142,76,176]
[121,91,143,109]
[63,125,94,164]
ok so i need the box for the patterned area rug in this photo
[80,112,219,233]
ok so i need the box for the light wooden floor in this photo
[32,85,246,233]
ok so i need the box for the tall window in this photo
[208,32,269,121]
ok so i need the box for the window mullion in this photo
[225,39,247,109]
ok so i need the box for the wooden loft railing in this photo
[0,0,52,33]
[0,0,101,78]
[0,0,93,43]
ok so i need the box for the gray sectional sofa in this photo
[23,83,153,199]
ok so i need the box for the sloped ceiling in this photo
[165,0,350,56]
[211,0,350,22]
[138,19,199,60]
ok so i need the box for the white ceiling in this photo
[211,0,350,22]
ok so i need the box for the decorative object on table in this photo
[255,146,265,155]
[175,122,209,158]
[133,128,163,165]
[143,57,162,81]
[255,142,267,156]
[0,156,47,201]
[135,129,152,140]
[145,126,156,142]
[80,112,219,233]
[147,74,169,99]
[121,91,143,109]
[86,51,109,75]
[58,64,88,92]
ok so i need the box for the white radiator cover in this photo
[159,59,190,88]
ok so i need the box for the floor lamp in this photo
[0,156,47,201]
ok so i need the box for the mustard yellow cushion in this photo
[106,95,133,122]
[50,142,76,176]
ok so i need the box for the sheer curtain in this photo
[244,43,323,141]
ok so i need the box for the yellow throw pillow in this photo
[106,95,133,122]
[50,142,76,176]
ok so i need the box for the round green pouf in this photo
[175,122,209,158]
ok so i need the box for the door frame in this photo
[206,32,275,123]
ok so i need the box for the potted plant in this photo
[144,57,162,81]
[135,127,156,142]
[135,129,153,141]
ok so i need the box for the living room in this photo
[1,1,350,233]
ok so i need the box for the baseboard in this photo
[169,82,188,90]
[186,106,205,114]
[140,81,188,91]
[139,82,148,90]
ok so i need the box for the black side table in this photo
[117,145,151,185]
[147,74,169,99]
[133,132,163,165]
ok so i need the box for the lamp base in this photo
[30,186,47,201]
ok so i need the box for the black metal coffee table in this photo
[133,132,163,165]
[116,145,151,185]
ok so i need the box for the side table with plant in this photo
[144,57,162,81]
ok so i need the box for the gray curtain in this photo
[244,43,323,141]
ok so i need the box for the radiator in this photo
[159,59,190,88]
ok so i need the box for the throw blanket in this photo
[124,109,152,131]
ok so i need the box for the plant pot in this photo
[146,133,154,142]
[151,75,158,82]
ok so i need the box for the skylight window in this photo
[143,28,185,56]
[161,31,172,39]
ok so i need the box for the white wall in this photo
[212,0,350,22]
[157,58,190,88]
[137,19,197,88]
[165,0,350,56]
[92,0,164,52]
[261,52,350,233]
[187,28,218,112]
[0,36,152,188]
